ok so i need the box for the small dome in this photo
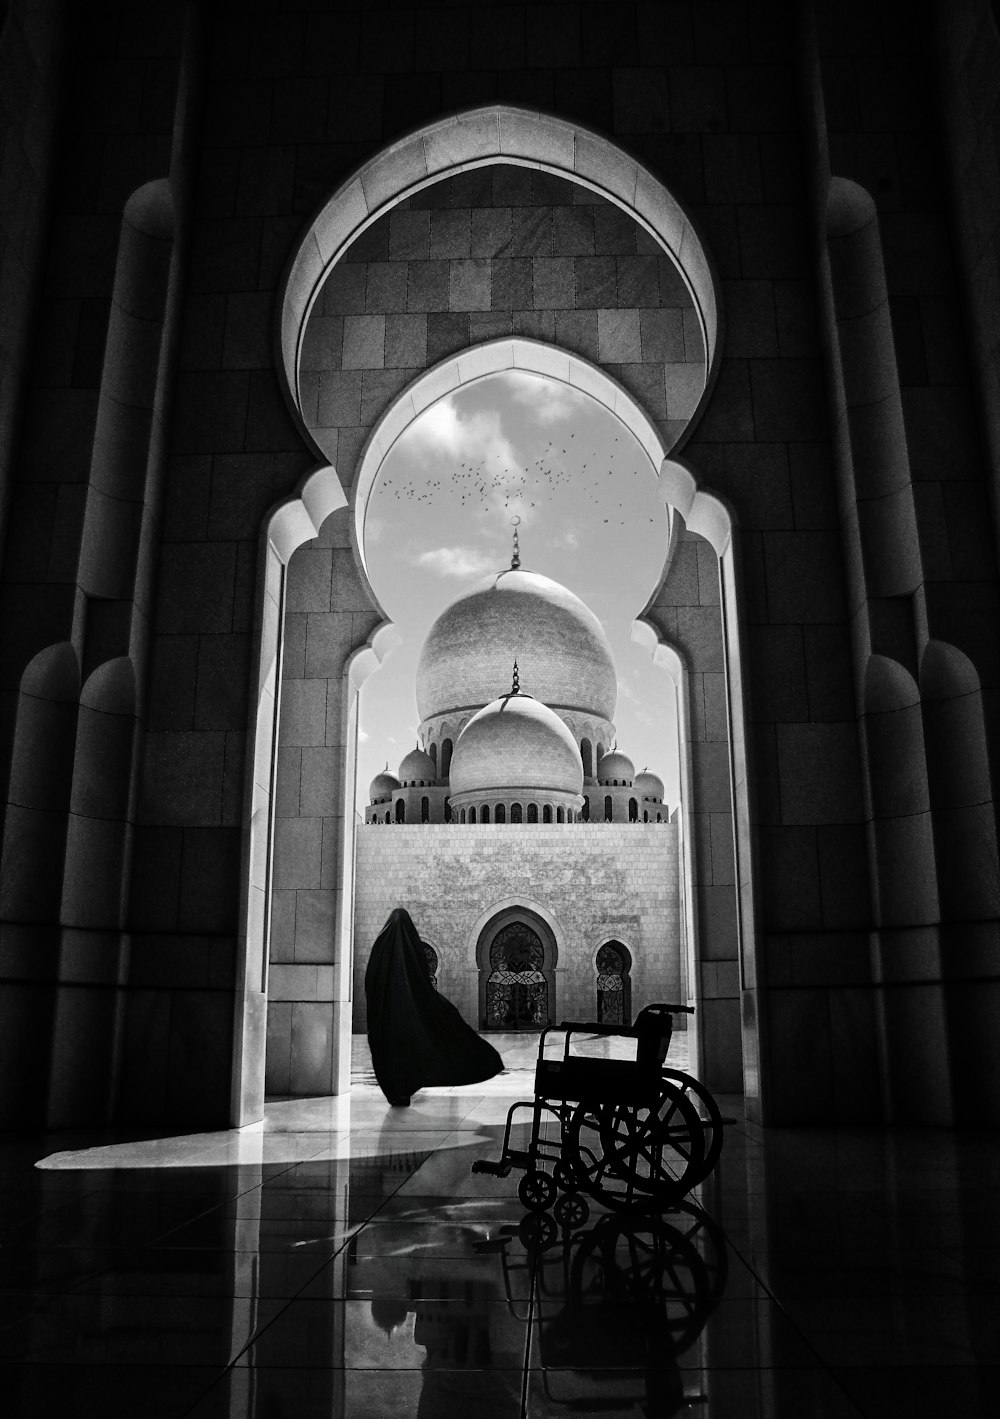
[635,769,664,801]
[450,693,583,797]
[398,747,436,784]
[416,568,617,724]
[598,751,635,786]
[369,769,400,803]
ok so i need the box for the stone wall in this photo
[304,163,705,473]
[351,821,681,1032]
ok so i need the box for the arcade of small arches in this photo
[367,791,670,826]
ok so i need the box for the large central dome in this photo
[416,568,617,723]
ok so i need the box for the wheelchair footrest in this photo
[472,1159,512,1177]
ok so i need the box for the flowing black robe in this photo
[365,908,504,1104]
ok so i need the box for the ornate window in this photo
[527,803,538,823]
[482,804,490,824]
[395,799,405,823]
[495,802,506,824]
[596,941,630,1025]
[421,796,429,822]
[604,795,613,821]
[510,802,522,823]
[543,804,552,824]
[557,806,565,823]
[629,797,638,822]
[485,921,548,1029]
[469,806,476,824]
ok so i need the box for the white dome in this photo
[450,693,584,797]
[416,568,617,724]
[598,751,635,786]
[369,770,400,803]
[398,747,436,784]
[635,770,664,800]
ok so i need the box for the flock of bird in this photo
[375,433,659,525]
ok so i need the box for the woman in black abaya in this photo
[365,907,504,1106]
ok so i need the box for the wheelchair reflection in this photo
[494,1202,728,1414]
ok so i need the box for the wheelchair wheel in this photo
[661,1068,724,1181]
[564,1080,704,1208]
[518,1169,556,1212]
[554,1159,582,1192]
[553,1191,590,1229]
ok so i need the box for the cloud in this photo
[402,395,517,468]
[503,370,584,426]
[413,545,498,579]
[617,679,639,704]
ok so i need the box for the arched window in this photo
[629,797,638,822]
[511,802,522,823]
[582,796,590,821]
[421,796,429,822]
[596,942,631,1025]
[395,800,405,823]
[460,808,466,823]
[469,806,476,824]
[441,738,453,777]
[482,804,490,823]
[543,804,552,824]
[527,803,538,824]
[495,802,506,824]
[556,806,565,823]
[581,737,593,778]
[429,742,437,769]
[604,795,613,821]
[643,810,649,822]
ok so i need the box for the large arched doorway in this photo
[232,103,757,1127]
[477,909,557,1030]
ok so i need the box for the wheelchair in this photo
[472,1003,725,1214]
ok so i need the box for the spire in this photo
[510,515,521,570]
[511,659,520,695]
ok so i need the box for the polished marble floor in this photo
[2,1031,999,1416]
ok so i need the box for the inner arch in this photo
[354,338,673,586]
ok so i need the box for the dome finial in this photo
[511,659,520,695]
[510,514,521,570]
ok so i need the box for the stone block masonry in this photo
[353,821,680,1031]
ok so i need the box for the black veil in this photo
[365,907,504,1104]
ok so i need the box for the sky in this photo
[356,370,679,812]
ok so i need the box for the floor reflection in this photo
[1,1034,997,1416]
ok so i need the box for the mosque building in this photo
[354,537,681,1034]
